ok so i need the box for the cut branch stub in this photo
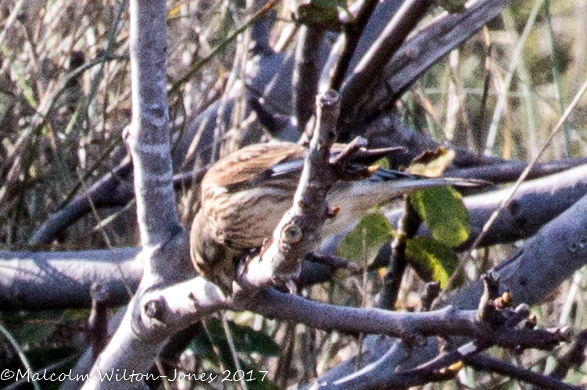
[282,222,304,244]
[239,89,342,291]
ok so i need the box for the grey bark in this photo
[308,188,587,389]
[3,165,587,309]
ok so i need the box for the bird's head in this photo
[189,210,236,293]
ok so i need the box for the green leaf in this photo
[406,238,458,287]
[191,319,278,389]
[374,156,390,169]
[193,318,279,369]
[296,0,349,31]
[410,186,470,247]
[437,0,466,13]
[227,320,280,357]
[337,212,394,264]
[406,148,455,177]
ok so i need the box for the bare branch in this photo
[241,90,341,290]
[88,283,110,361]
[446,157,587,182]
[293,26,324,136]
[320,0,381,93]
[118,283,562,363]
[378,197,421,309]
[125,0,179,247]
[0,248,140,310]
[29,156,133,246]
[338,0,434,139]
[367,0,509,112]
[82,1,193,387]
[466,354,584,390]
[29,164,207,246]
[247,288,565,350]
[543,330,587,386]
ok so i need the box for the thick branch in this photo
[247,289,563,350]
[311,188,587,388]
[367,0,509,111]
[0,248,140,310]
[82,1,192,388]
[118,283,561,362]
[126,0,179,247]
[293,26,324,135]
[241,90,341,289]
[338,0,434,139]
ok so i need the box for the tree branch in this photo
[310,189,587,388]
[4,164,587,310]
[367,0,509,113]
[293,26,324,136]
[241,90,341,290]
[338,0,434,140]
[246,288,564,350]
[466,353,584,390]
[125,2,179,248]
[0,248,140,310]
[82,1,193,387]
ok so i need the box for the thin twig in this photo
[466,353,584,390]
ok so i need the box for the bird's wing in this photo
[202,142,404,193]
[202,142,304,192]
[269,145,404,179]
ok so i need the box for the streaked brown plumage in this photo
[190,141,481,293]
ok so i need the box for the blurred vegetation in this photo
[0,0,587,388]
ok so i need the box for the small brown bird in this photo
[190,141,482,293]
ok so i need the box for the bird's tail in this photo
[323,168,489,236]
[370,167,489,187]
[340,167,489,199]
